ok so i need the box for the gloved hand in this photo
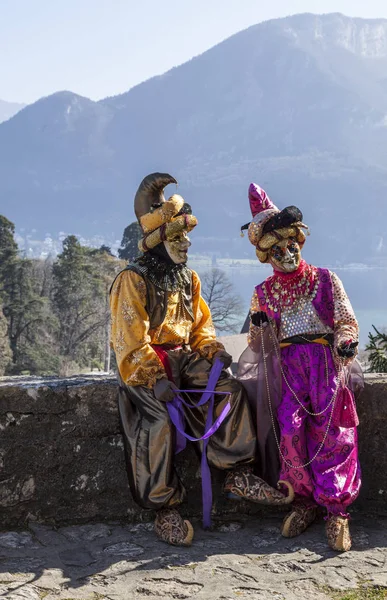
[153,378,178,403]
[337,340,358,359]
[251,311,269,327]
[213,349,233,369]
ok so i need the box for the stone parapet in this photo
[0,372,386,528]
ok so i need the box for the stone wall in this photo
[0,373,386,529]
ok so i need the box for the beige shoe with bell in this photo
[154,508,194,547]
[326,515,352,552]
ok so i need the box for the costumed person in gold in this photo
[110,173,293,547]
[238,183,363,552]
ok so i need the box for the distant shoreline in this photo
[188,257,387,272]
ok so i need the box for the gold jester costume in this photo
[110,173,293,547]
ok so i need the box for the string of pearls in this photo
[261,323,344,470]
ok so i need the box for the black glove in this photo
[153,378,178,403]
[251,311,269,327]
[337,341,358,359]
[213,349,233,369]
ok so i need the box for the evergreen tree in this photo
[0,215,18,286]
[14,258,59,375]
[0,215,18,372]
[0,305,12,375]
[118,222,142,262]
[0,215,19,304]
[0,218,124,376]
[366,326,387,373]
[52,236,122,374]
[98,245,114,256]
[4,258,56,373]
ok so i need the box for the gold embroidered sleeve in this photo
[250,287,260,314]
[189,270,224,359]
[248,289,261,350]
[331,272,359,359]
[110,270,165,388]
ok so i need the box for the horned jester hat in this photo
[135,173,198,253]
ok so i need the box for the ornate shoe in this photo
[326,515,352,552]
[223,467,294,506]
[154,508,194,547]
[281,503,318,538]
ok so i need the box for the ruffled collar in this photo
[272,259,308,281]
[132,253,192,292]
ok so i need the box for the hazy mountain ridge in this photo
[0,99,26,124]
[1,13,387,263]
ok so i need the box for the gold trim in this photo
[280,337,330,348]
[138,214,198,252]
[139,195,185,233]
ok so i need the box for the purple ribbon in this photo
[167,359,231,528]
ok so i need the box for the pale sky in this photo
[1,0,387,104]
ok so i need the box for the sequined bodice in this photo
[259,261,333,341]
[279,296,333,341]
[250,262,359,352]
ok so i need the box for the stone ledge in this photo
[0,372,116,388]
[0,372,386,529]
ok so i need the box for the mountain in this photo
[1,13,387,264]
[0,99,26,124]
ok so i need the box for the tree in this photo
[16,258,59,375]
[52,235,100,373]
[0,216,59,374]
[97,245,114,256]
[4,257,58,373]
[366,326,387,373]
[0,215,19,303]
[0,215,18,284]
[52,236,123,375]
[89,247,125,371]
[0,305,12,375]
[0,215,18,372]
[201,268,244,334]
[118,222,142,262]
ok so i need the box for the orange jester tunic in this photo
[110,268,224,388]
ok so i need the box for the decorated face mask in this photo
[164,231,191,264]
[269,237,301,272]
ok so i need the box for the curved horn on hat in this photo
[134,172,177,220]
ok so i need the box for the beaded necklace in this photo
[261,260,319,313]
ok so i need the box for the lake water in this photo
[191,259,387,348]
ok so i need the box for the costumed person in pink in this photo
[238,183,363,552]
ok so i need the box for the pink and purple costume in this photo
[238,183,362,521]
[247,261,361,516]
